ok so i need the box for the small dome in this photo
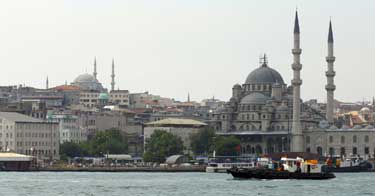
[232,84,241,89]
[240,92,268,105]
[360,107,371,113]
[99,93,109,100]
[245,65,284,85]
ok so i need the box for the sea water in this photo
[0,172,373,196]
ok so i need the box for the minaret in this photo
[46,76,49,89]
[326,20,336,124]
[93,57,98,80]
[290,11,304,152]
[187,93,190,102]
[111,58,115,91]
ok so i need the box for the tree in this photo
[214,136,241,156]
[60,142,83,159]
[143,130,184,163]
[89,128,128,156]
[190,127,216,155]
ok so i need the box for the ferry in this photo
[206,156,268,173]
[228,156,335,180]
[322,155,373,172]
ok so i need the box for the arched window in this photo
[352,147,357,155]
[246,125,249,130]
[255,145,263,155]
[305,136,310,144]
[317,147,323,156]
[353,135,357,143]
[306,147,311,153]
[365,135,369,143]
[340,147,346,156]
[341,136,345,144]
[246,145,251,153]
[246,114,250,120]
[329,147,335,156]
[329,136,333,143]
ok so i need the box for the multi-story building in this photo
[50,113,87,144]
[109,90,129,108]
[0,112,60,160]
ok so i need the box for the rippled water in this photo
[0,172,374,196]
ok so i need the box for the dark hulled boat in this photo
[227,168,335,180]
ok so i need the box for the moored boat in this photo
[228,156,335,180]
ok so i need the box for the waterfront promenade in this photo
[34,166,206,172]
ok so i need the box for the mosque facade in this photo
[210,11,375,158]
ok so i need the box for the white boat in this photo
[205,156,257,173]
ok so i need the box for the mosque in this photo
[70,58,111,92]
[211,11,375,158]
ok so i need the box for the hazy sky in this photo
[0,0,374,103]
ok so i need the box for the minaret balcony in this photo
[325,84,336,91]
[325,70,336,77]
[291,79,302,86]
[326,56,336,62]
[292,63,302,71]
[292,49,302,54]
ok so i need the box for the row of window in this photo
[307,146,374,155]
[17,124,57,131]
[16,141,57,147]
[24,149,57,155]
[306,135,370,144]
[239,104,263,111]
[243,84,273,92]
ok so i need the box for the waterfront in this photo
[0,172,374,196]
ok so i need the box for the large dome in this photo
[245,64,284,85]
[72,73,104,91]
[74,74,98,83]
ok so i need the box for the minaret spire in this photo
[291,10,304,152]
[46,76,49,89]
[187,92,190,102]
[111,58,115,91]
[93,57,97,80]
[326,19,336,124]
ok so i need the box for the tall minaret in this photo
[93,57,98,80]
[46,76,49,89]
[187,92,190,102]
[325,20,336,124]
[111,58,115,91]
[290,11,304,152]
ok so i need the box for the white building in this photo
[50,113,87,144]
[0,112,60,160]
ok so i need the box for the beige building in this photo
[144,118,207,153]
[79,91,100,108]
[109,90,130,108]
[0,112,60,160]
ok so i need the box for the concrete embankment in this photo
[33,167,206,172]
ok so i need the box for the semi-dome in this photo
[240,92,268,104]
[245,64,284,85]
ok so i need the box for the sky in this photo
[0,0,373,103]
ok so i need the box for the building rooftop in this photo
[145,118,207,127]
[0,152,33,161]
[0,112,43,123]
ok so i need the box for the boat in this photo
[227,157,335,180]
[322,156,373,172]
[205,156,261,173]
